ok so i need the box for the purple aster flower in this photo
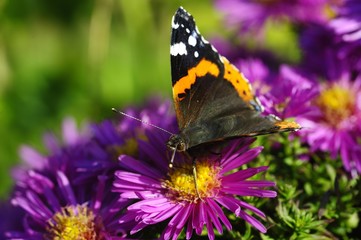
[215,0,329,33]
[6,118,130,239]
[301,1,361,77]
[298,73,361,176]
[257,65,318,119]
[114,127,277,239]
[299,23,347,80]
[330,0,361,71]
[8,171,129,239]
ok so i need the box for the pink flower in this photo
[114,133,276,240]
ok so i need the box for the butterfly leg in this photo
[169,147,177,168]
[192,157,201,199]
[168,147,201,200]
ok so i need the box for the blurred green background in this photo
[0,0,221,198]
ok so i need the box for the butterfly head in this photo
[167,134,188,152]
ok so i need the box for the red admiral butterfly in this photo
[167,7,300,160]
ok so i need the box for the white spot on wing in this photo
[172,16,179,29]
[170,42,188,56]
[194,51,199,58]
[186,28,190,33]
[201,36,209,44]
[188,35,197,47]
[211,45,218,53]
[195,26,200,34]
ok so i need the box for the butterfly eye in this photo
[177,142,187,152]
[167,135,187,151]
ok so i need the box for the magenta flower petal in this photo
[238,199,266,218]
[221,146,263,173]
[62,117,82,145]
[19,145,46,169]
[222,166,269,181]
[238,210,267,233]
[114,171,162,189]
[118,155,163,179]
[56,171,77,205]
[207,198,232,231]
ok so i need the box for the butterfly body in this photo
[167,7,300,155]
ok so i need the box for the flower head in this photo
[6,118,130,239]
[299,23,346,80]
[298,74,361,176]
[330,0,361,71]
[258,65,318,119]
[300,0,361,78]
[114,126,277,239]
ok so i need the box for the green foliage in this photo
[247,135,361,239]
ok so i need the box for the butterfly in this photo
[166,7,300,160]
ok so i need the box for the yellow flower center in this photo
[324,1,344,20]
[316,85,355,127]
[323,3,337,19]
[47,205,101,240]
[163,160,221,203]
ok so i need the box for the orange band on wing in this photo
[173,58,220,101]
[275,121,301,130]
[222,57,253,102]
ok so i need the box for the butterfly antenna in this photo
[112,108,174,135]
